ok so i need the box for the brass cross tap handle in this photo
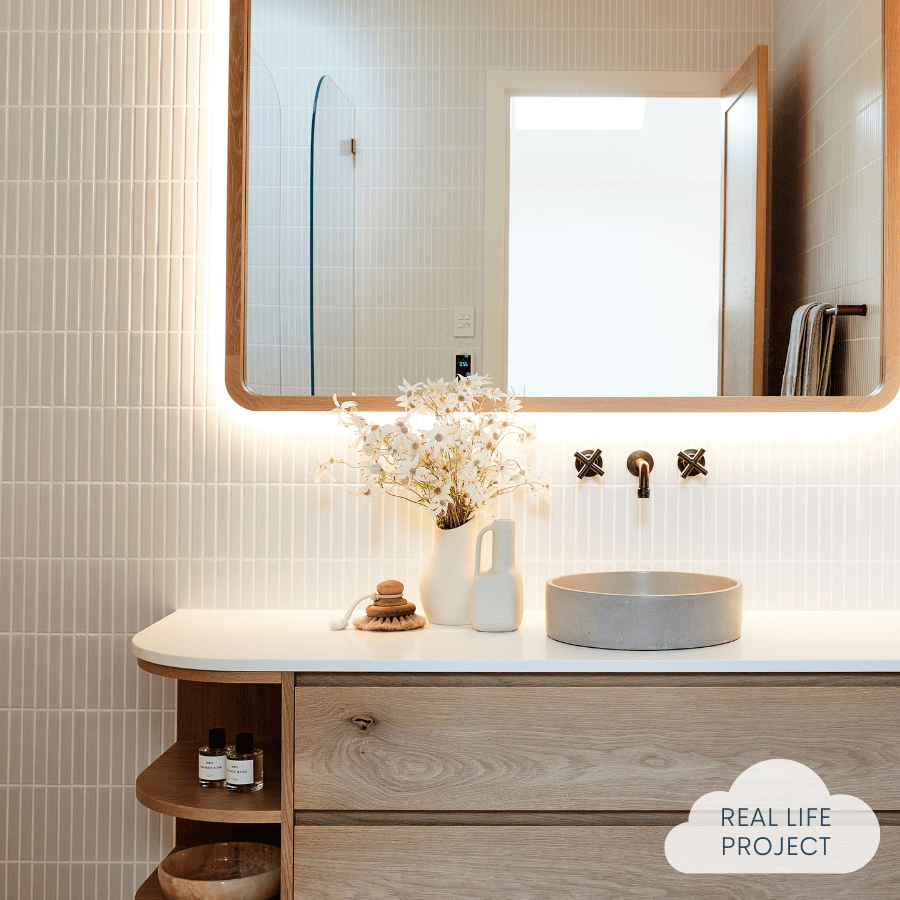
[677,448,708,478]
[574,449,604,479]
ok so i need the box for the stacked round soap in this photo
[352,579,426,631]
[366,580,416,617]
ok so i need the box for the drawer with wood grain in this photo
[294,676,900,811]
[293,825,900,900]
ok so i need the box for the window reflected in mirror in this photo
[507,96,723,397]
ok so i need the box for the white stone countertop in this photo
[131,610,900,673]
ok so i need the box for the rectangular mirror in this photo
[227,0,898,412]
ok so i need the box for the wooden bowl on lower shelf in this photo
[158,842,280,900]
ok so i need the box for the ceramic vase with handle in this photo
[471,519,524,632]
[418,517,480,625]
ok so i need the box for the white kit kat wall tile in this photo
[0,1,899,899]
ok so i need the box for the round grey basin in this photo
[546,571,742,651]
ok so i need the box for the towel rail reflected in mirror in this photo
[225,0,899,413]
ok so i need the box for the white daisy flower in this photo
[395,378,420,407]
[423,425,451,452]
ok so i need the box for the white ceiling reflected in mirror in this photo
[236,0,885,409]
[513,96,647,130]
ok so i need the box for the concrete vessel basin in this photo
[546,571,742,651]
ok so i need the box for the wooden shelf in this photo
[136,742,281,823]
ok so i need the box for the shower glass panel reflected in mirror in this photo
[310,77,355,396]
[246,51,355,396]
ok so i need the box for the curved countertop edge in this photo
[131,610,900,674]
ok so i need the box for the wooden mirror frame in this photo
[225,0,899,413]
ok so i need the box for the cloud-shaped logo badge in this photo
[665,759,880,873]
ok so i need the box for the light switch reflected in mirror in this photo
[240,0,884,404]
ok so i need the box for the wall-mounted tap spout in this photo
[626,451,654,499]
[636,459,650,498]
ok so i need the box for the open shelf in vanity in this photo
[136,741,281,822]
[133,661,293,899]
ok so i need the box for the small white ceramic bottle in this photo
[470,519,524,632]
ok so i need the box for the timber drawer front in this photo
[294,676,900,811]
[293,825,900,900]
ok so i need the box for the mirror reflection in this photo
[245,0,882,400]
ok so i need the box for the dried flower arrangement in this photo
[312,375,549,530]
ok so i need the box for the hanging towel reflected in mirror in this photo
[781,303,836,397]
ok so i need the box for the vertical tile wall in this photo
[770,0,882,394]
[1,0,205,895]
[248,0,772,395]
[1,1,898,899]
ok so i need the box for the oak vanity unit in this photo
[132,610,900,899]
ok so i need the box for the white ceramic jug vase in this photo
[418,517,479,625]
[471,519,524,632]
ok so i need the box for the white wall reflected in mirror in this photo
[507,96,723,398]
